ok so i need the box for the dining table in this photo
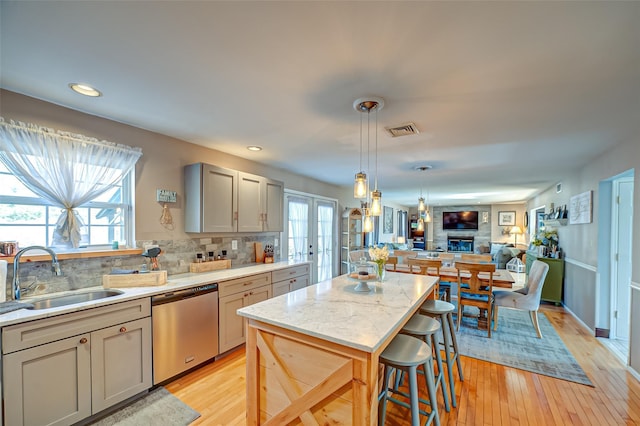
[400,261,516,330]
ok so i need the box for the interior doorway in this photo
[610,177,634,356]
[283,190,337,284]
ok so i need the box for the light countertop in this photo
[237,271,437,353]
[0,260,310,327]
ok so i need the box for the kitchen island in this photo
[237,271,438,425]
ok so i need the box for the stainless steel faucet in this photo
[13,246,62,300]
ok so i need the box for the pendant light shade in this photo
[370,189,382,216]
[418,197,425,212]
[354,172,367,199]
[425,209,432,223]
[363,207,373,233]
[417,217,424,231]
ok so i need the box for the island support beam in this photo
[245,320,381,425]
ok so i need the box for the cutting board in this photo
[103,270,167,288]
[255,242,264,263]
[189,259,231,273]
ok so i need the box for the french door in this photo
[283,191,337,283]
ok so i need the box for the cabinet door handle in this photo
[79,337,88,344]
[120,327,127,333]
[243,281,254,286]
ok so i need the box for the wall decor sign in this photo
[569,190,592,224]
[498,211,516,226]
[383,206,393,234]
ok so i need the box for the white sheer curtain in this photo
[0,118,142,248]
[288,200,308,259]
[317,204,333,256]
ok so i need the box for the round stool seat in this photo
[402,314,441,337]
[380,334,431,368]
[420,299,455,315]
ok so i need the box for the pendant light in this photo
[353,97,384,211]
[362,202,373,232]
[353,111,367,199]
[416,165,432,223]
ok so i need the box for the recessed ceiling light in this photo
[69,83,102,97]
[247,146,262,152]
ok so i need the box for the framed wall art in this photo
[383,206,393,234]
[498,211,516,226]
[569,190,592,224]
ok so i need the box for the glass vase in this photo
[377,262,386,282]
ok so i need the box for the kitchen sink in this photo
[27,289,124,310]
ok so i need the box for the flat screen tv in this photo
[442,211,479,230]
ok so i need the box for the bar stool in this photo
[378,334,440,426]
[419,299,463,408]
[399,314,450,412]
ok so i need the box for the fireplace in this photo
[447,236,474,253]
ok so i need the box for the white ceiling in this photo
[2,1,639,206]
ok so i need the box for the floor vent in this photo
[385,122,419,137]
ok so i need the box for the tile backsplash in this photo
[4,234,281,299]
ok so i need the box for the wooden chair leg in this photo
[530,310,543,338]
[456,302,462,331]
[487,305,492,338]
[493,305,499,331]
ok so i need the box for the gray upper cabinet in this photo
[185,163,283,233]
[185,163,238,233]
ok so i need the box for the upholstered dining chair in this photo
[455,261,496,338]
[492,260,550,338]
[407,258,442,300]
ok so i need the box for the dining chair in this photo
[385,256,398,272]
[455,261,496,338]
[492,260,550,338]
[407,258,441,300]
[460,253,492,263]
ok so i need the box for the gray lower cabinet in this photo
[3,333,92,425]
[2,298,152,425]
[271,264,311,297]
[218,273,272,353]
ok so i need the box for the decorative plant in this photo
[532,229,559,248]
[368,245,389,279]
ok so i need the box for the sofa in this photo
[476,242,525,269]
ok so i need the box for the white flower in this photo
[368,245,389,262]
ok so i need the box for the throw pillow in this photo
[490,243,505,256]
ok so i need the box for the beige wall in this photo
[527,128,639,374]
[1,90,345,242]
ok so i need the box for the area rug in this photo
[90,387,200,425]
[455,307,593,386]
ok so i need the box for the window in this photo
[0,162,134,249]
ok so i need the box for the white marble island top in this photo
[237,271,437,353]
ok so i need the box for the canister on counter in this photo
[0,241,18,256]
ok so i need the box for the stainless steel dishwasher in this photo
[152,283,219,384]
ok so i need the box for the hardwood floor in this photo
[165,304,640,425]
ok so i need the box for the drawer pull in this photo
[79,337,88,344]
[243,281,254,286]
[120,327,127,333]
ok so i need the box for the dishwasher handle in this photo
[152,283,218,306]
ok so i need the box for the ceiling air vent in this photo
[385,122,419,138]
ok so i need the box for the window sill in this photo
[2,248,143,264]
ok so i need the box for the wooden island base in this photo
[246,320,381,425]
[239,273,437,425]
